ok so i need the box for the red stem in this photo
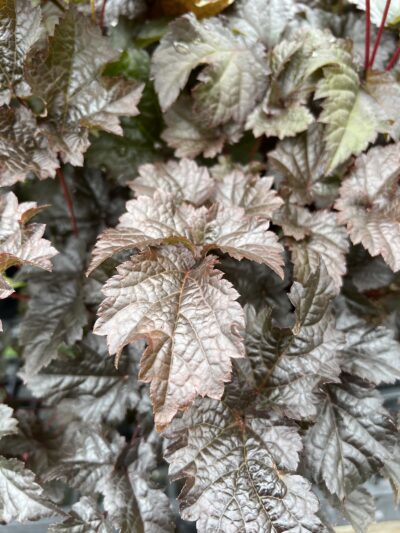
[99,0,107,33]
[56,168,79,237]
[10,292,30,301]
[369,0,392,69]
[386,45,400,70]
[364,0,371,72]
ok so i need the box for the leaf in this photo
[94,246,245,429]
[101,434,175,532]
[335,142,400,271]
[268,124,337,205]
[164,399,324,532]
[81,0,147,27]
[230,0,296,48]
[366,72,400,142]
[246,99,315,139]
[0,457,57,523]
[47,426,126,495]
[316,60,388,172]
[0,192,58,275]
[161,95,233,159]
[342,488,375,533]
[0,410,70,478]
[212,167,283,218]
[151,13,268,127]
[305,380,396,500]
[130,158,214,206]
[0,0,41,104]
[22,333,141,424]
[20,268,87,375]
[89,187,284,277]
[49,496,114,533]
[203,204,284,276]
[87,192,194,273]
[246,29,351,139]
[0,105,59,186]
[0,404,18,440]
[348,0,400,26]
[276,206,349,291]
[337,311,400,385]
[26,9,143,165]
[245,267,343,419]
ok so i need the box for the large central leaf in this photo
[164,399,324,532]
[94,246,245,429]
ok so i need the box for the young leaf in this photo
[0,106,59,186]
[94,246,245,429]
[26,8,144,165]
[305,380,396,500]
[0,457,58,523]
[245,267,343,418]
[246,29,351,139]
[212,168,283,218]
[335,143,400,271]
[21,334,141,424]
[151,13,268,127]
[130,158,214,206]
[164,399,324,532]
[0,0,41,104]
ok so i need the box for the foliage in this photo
[0,0,400,531]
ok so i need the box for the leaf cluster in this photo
[0,0,400,532]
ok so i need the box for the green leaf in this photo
[316,62,388,173]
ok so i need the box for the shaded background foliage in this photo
[1,0,400,532]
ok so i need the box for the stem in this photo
[386,45,400,70]
[56,168,79,237]
[369,0,392,69]
[364,0,371,72]
[10,292,30,301]
[248,137,262,162]
[100,0,108,34]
